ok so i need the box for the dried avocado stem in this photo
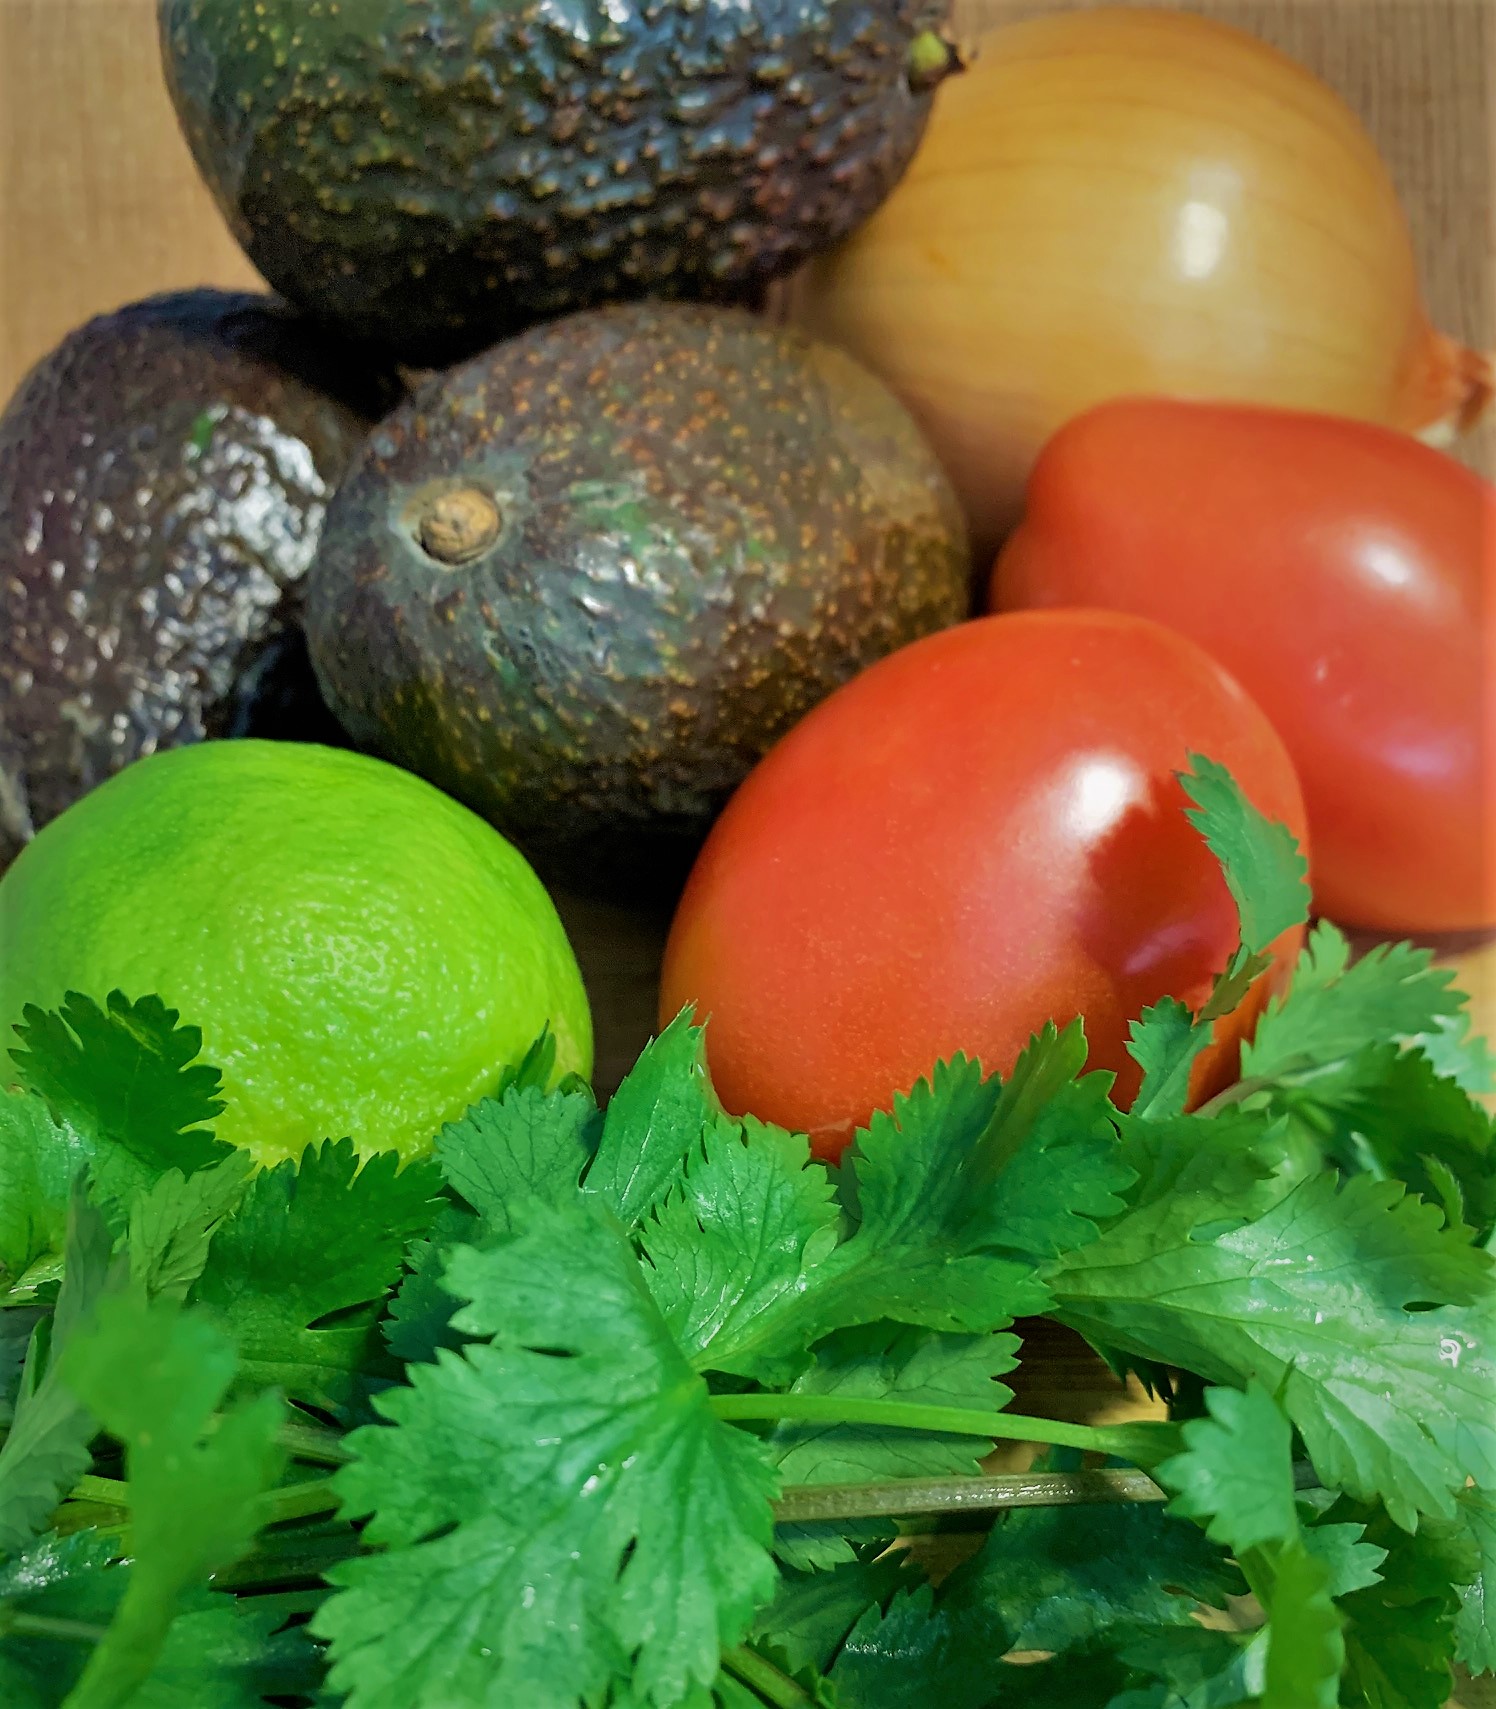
[415,486,501,566]
[906,28,964,92]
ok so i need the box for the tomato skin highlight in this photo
[660,610,1308,1159]
[990,398,1496,933]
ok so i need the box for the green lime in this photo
[0,741,592,1165]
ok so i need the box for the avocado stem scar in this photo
[906,29,964,92]
[416,487,502,565]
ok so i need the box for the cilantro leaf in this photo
[116,1594,325,1709]
[1112,1106,1286,1214]
[492,1027,564,1099]
[1413,1012,1496,1098]
[748,1554,912,1678]
[1128,997,1213,1121]
[189,1139,441,1414]
[1049,1166,1496,1529]
[1259,1539,1341,1709]
[0,1532,320,1708]
[1127,759,1309,1119]
[10,993,230,1206]
[1155,1383,1342,1709]
[1300,1516,1387,1599]
[1455,1487,1496,1676]
[1244,924,1463,1082]
[0,1307,41,1428]
[126,1156,253,1301]
[318,1199,779,1709]
[939,1461,1242,1657]
[59,1292,286,1709]
[767,1324,1017,1569]
[1156,1382,1299,1554]
[0,1188,120,1553]
[1334,1499,1473,1709]
[392,1085,600,1363]
[0,1089,85,1305]
[829,1583,993,1709]
[654,1031,1125,1385]
[829,1482,1243,1709]
[805,1027,1127,1339]
[1181,754,1311,954]
[381,1214,478,1367]
[585,1012,719,1232]
[1108,1626,1262,1709]
[1271,1043,1496,1244]
[436,1083,599,1238]
[643,1116,839,1385]
[0,1529,120,1706]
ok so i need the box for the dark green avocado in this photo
[0,290,400,869]
[304,301,970,893]
[159,0,959,365]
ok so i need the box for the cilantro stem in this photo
[3,1612,110,1645]
[239,1589,327,1619]
[773,1465,1165,1523]
[67,1475,129,1510]
[215,1522,363,1591]
[279,1418,352,1466]
[60,1473,342,1526]
[710,1393,1128,1453]
[8,1411,350,1470]
[721,1644,818,1707]
[262,1475,341,1525]
[1193,1075,1275,1119]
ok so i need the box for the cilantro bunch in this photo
[0,761,1492,1709]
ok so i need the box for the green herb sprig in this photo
[0,761,1490,1708]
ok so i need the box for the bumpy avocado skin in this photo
[159,0,952,365]
[305,302,969,893]
[0,290,400,868]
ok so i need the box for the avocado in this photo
[158,0,959,366]
[0,290,400,869]
[305,301,969,894]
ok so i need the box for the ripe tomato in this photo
[990,398,1496,933]
[660,610,1307,1159]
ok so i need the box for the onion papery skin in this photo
[791,7,1493,553]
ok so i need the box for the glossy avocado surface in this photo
[160,0,957,364]
[305,302,970,895]
[0,290,399,868]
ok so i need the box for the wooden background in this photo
[0,2,1493,1702]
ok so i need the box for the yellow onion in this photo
[790,7,1493,553]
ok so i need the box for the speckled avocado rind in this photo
[304,301,970,891]
[0,290,402,869]
[159,0,954,365]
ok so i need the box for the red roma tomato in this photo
[660,610,1308,1160]
[990,399,1496,933]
